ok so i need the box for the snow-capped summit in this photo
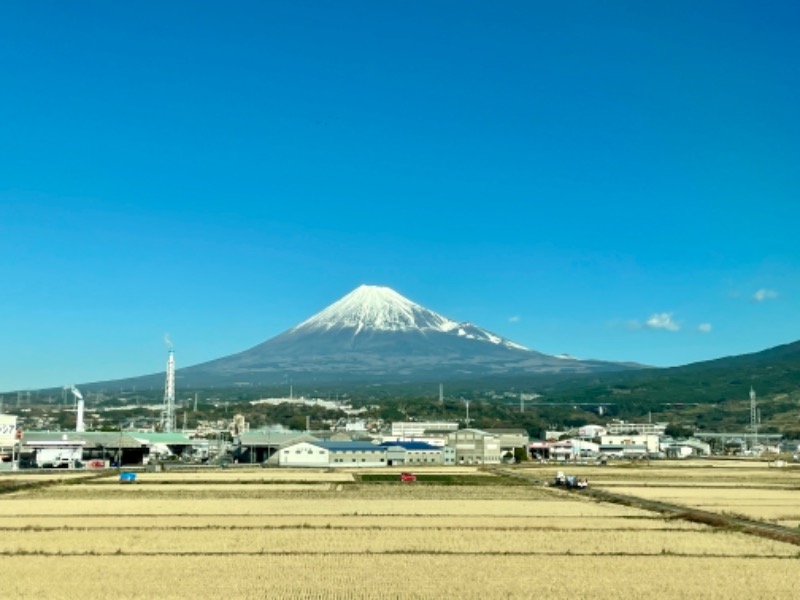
[293,285,527,350]
[173,284,640,386]
[294,284,457,334]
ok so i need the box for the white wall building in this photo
[29,440,85,468]
[601,434,660,454]
[446,429,502,465]
[577,425,607,439]
[278,441,386,468]
[391,421,459,438]
[278,441,331,467]
[606,421,667,436]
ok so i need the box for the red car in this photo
[400,472,416,482]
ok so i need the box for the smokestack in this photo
[76,398,85,433]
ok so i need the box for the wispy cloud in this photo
[508,315,520,323]
[626,319,643,330]
[752,288,778,302]
[646,312,680,332]
[698,323,712,333]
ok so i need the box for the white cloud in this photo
[698,323,712,333]
[508,315,520,323]
[646,312,680,332]
[752,288,778,302]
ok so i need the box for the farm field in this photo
[525,459,800,528]
[0,465,798,599]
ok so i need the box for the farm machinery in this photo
[553,470,588,489]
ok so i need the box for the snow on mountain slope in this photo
[292,284,527,350]
[78,284,644,389]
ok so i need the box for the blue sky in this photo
[1,1,798,392]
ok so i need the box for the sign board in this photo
[0,414,18,447]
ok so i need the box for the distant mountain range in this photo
[535,339,800,432]
[101,285,643,389]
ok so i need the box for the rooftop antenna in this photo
[463,398,471,428]
[160,335,176,433]
[439,383,444,405]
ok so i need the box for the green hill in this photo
[528,340,800,435]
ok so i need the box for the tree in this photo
[665,423,694,438]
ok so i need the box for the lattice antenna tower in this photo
[749,386,759,446]
[160,346,176,433]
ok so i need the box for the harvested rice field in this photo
[0,465,797,599]
[555,459,800,528]
[598,486,800,527]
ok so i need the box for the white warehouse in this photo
[279,441,387,468]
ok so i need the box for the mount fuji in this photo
[167,285,639,387]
